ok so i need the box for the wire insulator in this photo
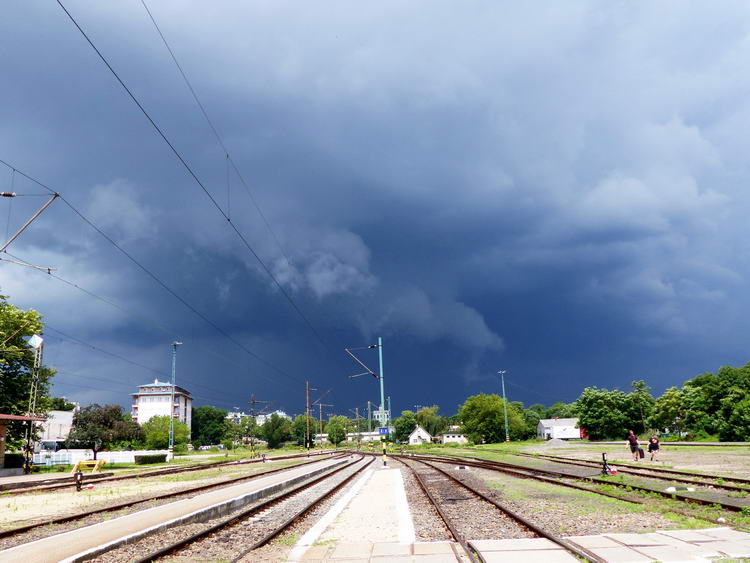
[1,192,17,197]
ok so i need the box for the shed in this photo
[0,413,47,469]
[536,418,581,440]
[408,425,432,445]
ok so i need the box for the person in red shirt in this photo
[626,430,640,461]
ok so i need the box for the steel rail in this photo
[398,455,606,563]
[0,455,340,542]
[410,454,750,534]
[414,453,750,513]
[514,452,750,487]
[397,457,481,562]
[131,455,366,562]
[231,456,376,560]
[2,450,339,495]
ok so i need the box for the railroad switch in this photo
[601,452,611,475]
[74,470,83,492]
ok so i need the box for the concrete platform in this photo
[0,456,347,563]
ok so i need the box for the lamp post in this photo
[168,341,183,459]
[498,370,510,442]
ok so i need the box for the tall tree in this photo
[66,405,142,459]
[291,414,316,447]
[647,386,686,436]
[627,380,655,434]
[574,387,630,440]
[393,410,417,443]
[141,415,189,449]
[415,406,448,437]
[261,413,292,448]
[0,295,56,448]
[191,405,228,445]
[459,394,525,443]
[325,415,348,447]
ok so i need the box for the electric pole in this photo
[499,370,510,442]
[248,393,269,457]
[168,341,182,460]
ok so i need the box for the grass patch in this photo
[275,533,299,546]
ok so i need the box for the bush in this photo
[134,454,167,465]
[3,453,25,468]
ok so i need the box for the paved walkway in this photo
[286,464,750,562]
[0,457,344,563]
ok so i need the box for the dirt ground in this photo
[0,460,300,528]
[523,441,750,477]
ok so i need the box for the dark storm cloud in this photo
[2,1,750,415]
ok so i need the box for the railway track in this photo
[0,453,346,548]
[395,455,606,563]
[89,454,374,562]
[1,450,338,495]
[410,452,750,515]
[514,451,750,488]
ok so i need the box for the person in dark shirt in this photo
[626,429,640,461]
[648,434,660,461]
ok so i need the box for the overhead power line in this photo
[0,157,300,384]
[140,0,293,269]
[56,0,343,375]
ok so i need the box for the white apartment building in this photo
[131,379,192,428]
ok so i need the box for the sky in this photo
[2,2,750,420]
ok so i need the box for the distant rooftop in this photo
[538,418,578,426]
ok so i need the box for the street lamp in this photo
[168,341,183,458]
[498,370,510,442]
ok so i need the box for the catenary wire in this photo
[140,0,293,270]
[56,0,345,376]
[0,157,301,384]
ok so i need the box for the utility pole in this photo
[305,382,312,452]
[367,401,372,432]
[248,393,269,458]
[168,341,182,460]
[499,370,510,442]
[317,402,333,437]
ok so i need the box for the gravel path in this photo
[437,462,681,537]
[403,458,535,541]
[0,461,309,551]
[87,456,370,562]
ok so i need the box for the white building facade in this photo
[39,409,76,443]
[408,425,432,445]
[131,379,192,428]
[441,425,468,445]
[536,418,581,440]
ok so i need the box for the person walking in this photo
[626,430,640,461]
[648,434,660,461]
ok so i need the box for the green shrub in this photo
[3,453,25,468]
[134,454,167,465]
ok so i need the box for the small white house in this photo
[408,425,432,445]
[537,418,581,440]
[441,431,468,445]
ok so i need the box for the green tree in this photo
[522,403,546,439]
[458,394,525,443]
[545,401,578,419]
[49,397,76,411]
[393,410,417,443]
[415,406,448,437]
[66,404,143,458]
[191,405,228,445]
[261,413,292,448]
[574,387,630,440]
[325,415,348,447]
[626,380,655,434]
[141,415,189,449]
[291,414,316,447]
[647,387,686,436]
[0,295,56,448]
